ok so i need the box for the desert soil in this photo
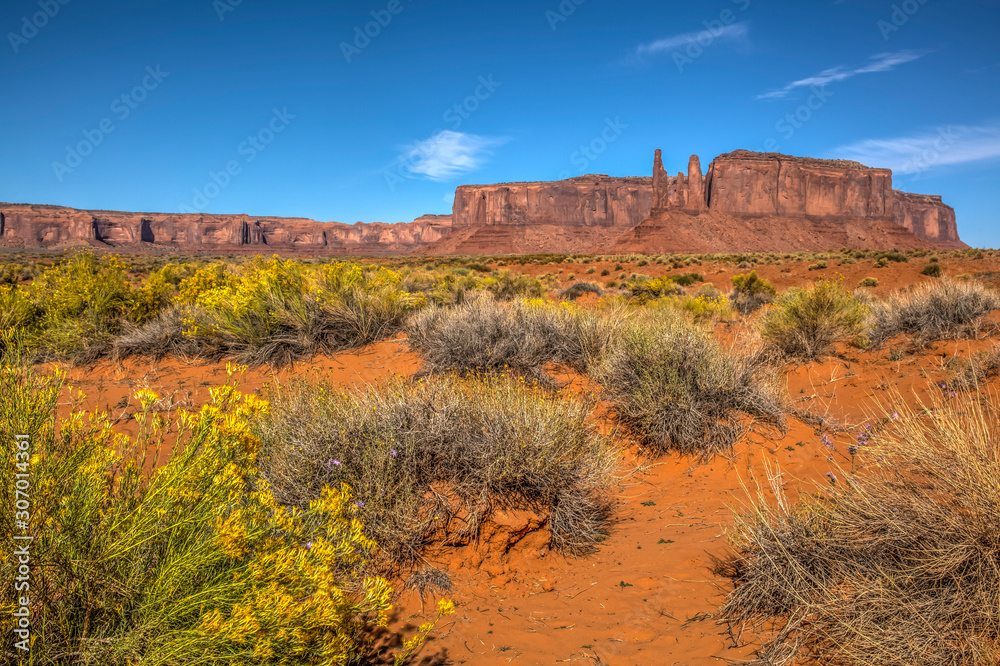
[48,256,1000,665]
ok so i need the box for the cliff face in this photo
[0,205,453,255]
[452,175,653,229]
[652,150,959,245]
[703,151,894,220]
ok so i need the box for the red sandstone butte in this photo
[423,149,964,255]
[0,149,965,256]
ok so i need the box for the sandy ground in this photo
[46,256,1000,665]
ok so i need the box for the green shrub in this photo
[921,262,943,278]
[807,261,828,271]
[759,279,869,359]
[255,374,616,558]
[730,271,777,315]
[593,310,784,458]
[859,277,879,288]
[672,272,704,287]
[4,253,147,362]
[717,393,1000,665]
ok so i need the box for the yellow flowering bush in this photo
[0,361,445,665]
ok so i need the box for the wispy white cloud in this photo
[398,130,509,181]
[757,50,924,100]
[831,123,1000,175]
[624,23,750,66]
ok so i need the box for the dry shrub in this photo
[594,309,784,458]
[953,343,1000,391]
[111,305,212,362]
[405,294,619,379]
[869,279,1000,347]
[717,392,1000,665]
[561,281,604,301]
[254,375,617,566]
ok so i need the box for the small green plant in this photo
[921,262,943,278]
[730,271,778,315]
[859,277,879,288]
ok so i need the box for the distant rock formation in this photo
[452,175,653,229]
[597,149,963,254]
[0,148,965,256]
[695,150,959,244]
[0,205,453,255]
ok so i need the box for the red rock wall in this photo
[0,204,453,255]
[650,150,961,245]
[452,175,653,229]
[890,191,959,243]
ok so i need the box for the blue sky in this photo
[2,0,998,246]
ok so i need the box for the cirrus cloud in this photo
[757,50,925,100]
[398,130,509,182]
[831,123,1000,175]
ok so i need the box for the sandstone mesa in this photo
[0,149,964,255]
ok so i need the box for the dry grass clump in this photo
[869,279,1000,347]
[759,279,868,359]
[593,309,784,458]
[254,375,616,564]
[953,343,1000,391]
[111,305,213,361]
[405,294,619,379]
[717,391,1000,665]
